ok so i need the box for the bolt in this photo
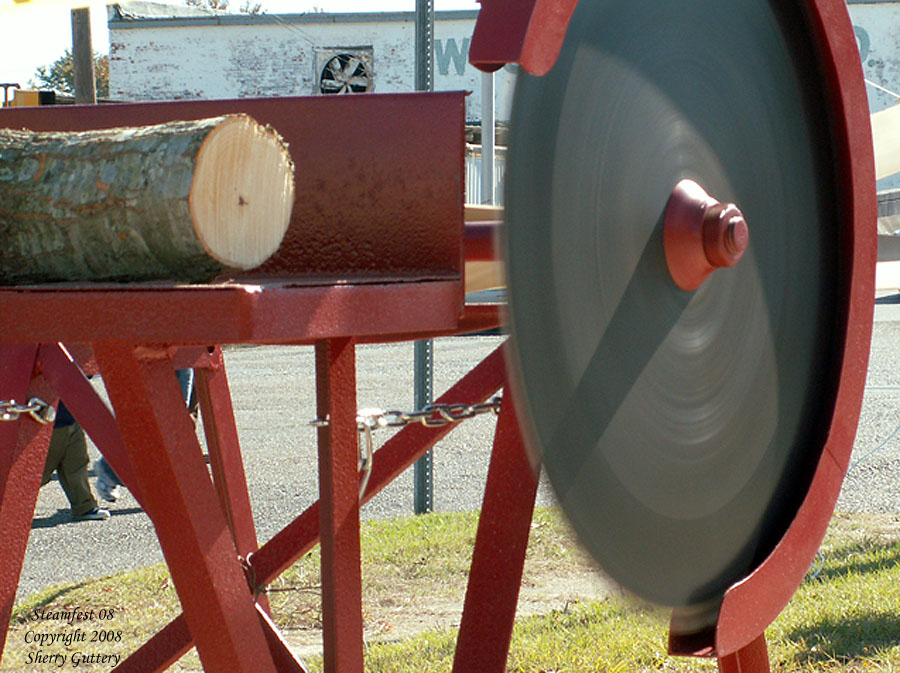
[723,214,749,257]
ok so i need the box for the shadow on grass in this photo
[784,612,900,667]
[807,540,900,583]
[11,579,96,623]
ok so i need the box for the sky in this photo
[0,0,479,92]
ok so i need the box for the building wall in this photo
[849,1,900,190]
[108,9,517,122]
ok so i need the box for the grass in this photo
[3,509,899,672]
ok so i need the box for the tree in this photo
[31,50,110,99]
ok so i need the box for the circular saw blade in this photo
[505,0,843,607]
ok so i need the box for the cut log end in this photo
[0,114,295,284]
[190,114,295,270]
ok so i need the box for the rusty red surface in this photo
[469,0,579,75]
[718,635,770,673]
[315,339,365,673]
[0,280,463,345]
[0,94,466,285]
[94,343,278,672]
[113,344,507,671]
[195,347,262,572]
[0,345,52,662]
[453,381,539,673]
[714,0,876,657]
[465,222,501,262]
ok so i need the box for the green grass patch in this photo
[4,510,899,672]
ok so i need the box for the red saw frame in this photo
[0,0,878,666]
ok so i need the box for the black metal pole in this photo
[413,0,435,515]
[413,339,434,513]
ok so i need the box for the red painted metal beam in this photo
[0,281,463,346]
[194,346,269,613]
[170,345,217,371]
[470,0,579,75]
[113,618,192,673]
[464,222,501,262]
[315,338,365,673]
[115,343,507,670]
[94,342,277,673]
[36,343,144,504]
[718,634,770,673]
[453,383,539,673]
[355,303,503,344]
[195,347,260,563]
[0,345,53,661]
[256,604,310,673]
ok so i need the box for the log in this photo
[0,114,294,284]
[464,203,505,293]
[873,103,900,181]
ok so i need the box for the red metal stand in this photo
[110,342,506,671]
[453,384,539,673]
[194,347,264,587]
[0,62,864,670]
[0,345,54,661]
[94,342,277,673]
[718,635,770,673]
[315,338,365,673]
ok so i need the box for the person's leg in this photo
[55,424,106,518]
[95,455,123,501]
[41,426,67,487]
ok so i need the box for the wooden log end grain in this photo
[190,114,295,272]
[0,114,295,284]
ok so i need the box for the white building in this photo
[849,0,900,192]
[107,2,517,123]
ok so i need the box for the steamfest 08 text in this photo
[20,607,122,668]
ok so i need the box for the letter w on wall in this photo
[435,37,470,76]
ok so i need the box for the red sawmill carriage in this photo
[0,0,881,670]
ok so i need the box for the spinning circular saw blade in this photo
[504,0,852,608]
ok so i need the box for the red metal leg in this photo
[315,338,365,673]
[453,383,539,673]
[115,343,507,671]
[36,343,144,504]
[0,345,53,662]
[194,346,267,609]
[718,634,770,673]
[93,341,277,673]
[113,618,192,673]
[257,604,309,673]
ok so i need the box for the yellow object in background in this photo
[9,88,56,106]
[1,0,102,13]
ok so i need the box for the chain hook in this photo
[356,408,384,501]
[309,397,503,501]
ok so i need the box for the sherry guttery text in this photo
[23,607,122,667]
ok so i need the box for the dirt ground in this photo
[281,528,616,659]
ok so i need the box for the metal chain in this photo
[310,396,502,432]
[311,397,502,501]
[377,396,503,429]
[0,398,56,425]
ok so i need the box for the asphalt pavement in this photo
[18,301,900,601]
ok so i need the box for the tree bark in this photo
[0,114,294,284]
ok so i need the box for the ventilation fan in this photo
[319,53,373,94]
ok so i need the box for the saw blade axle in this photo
[664,179,750,291]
